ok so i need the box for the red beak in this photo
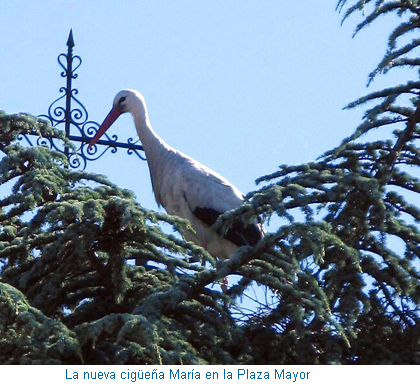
[88,107,122,150]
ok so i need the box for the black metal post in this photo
[64,30,75,161]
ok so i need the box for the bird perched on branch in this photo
[88,89,264,259]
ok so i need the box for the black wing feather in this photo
[192,206,263,247]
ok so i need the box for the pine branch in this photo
[376,96,420,181]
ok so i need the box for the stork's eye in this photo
[118,96,127,106]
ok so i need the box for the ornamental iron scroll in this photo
[19,29,146,170]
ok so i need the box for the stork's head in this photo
[88,89,147,150]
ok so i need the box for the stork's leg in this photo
[221,277,228,292]
[200,239,228,291]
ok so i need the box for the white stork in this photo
[88,89,264,259]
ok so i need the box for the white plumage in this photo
[88,89,264,259]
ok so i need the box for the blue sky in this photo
[0,1,406,214]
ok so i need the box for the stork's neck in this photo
[132,107,167,154]
[131,104,172,205]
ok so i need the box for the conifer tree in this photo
[229,0,420,363]
[1,0,419,364]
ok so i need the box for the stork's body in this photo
[89,89,263,258]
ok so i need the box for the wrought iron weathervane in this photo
[20,29,146,169]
